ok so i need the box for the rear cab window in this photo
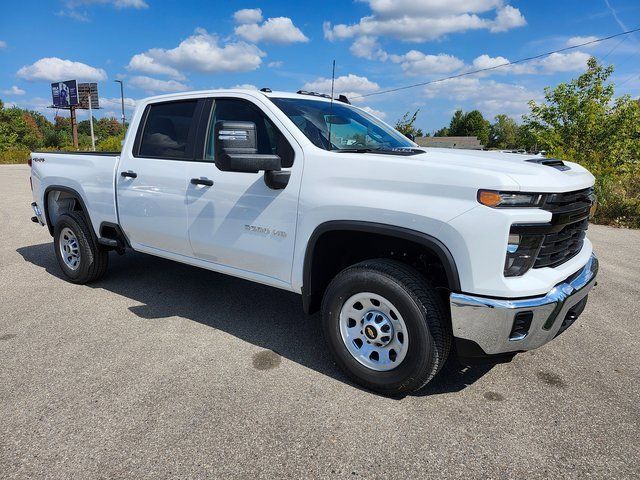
[137,100,200,160]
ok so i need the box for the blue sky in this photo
[1,0,638,132]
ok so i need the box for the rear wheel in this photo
[321,259,450,396]
[54,211,109,284]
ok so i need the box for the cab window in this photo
[138,100,198,159]
[205,99,294,167]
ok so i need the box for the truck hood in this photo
[416,148,595,192]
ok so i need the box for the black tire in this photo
[321,259,451,396]
[53,211,109,284]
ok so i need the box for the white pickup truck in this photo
[29,88,598,395]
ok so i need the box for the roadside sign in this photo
[51,80,79,107]
[78,82,99,109]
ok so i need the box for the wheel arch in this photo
[302,220,461,314]
[43,185,94,237]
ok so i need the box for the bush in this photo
[593,166,640,229]
[0,147,30,164]
[97,134,124,152]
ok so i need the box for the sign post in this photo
[78,82,100,151]
[70,106,78,148]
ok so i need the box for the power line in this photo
[350,26,640,99]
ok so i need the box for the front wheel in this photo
[321,259,451,396]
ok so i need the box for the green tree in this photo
[394,109,424,138]
[433,126,450,137]
[448,110,464,135]
[447,109,491,145]
[523,57,640,227]
[489,114,520,149]
[97,133,125,152]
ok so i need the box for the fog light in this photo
[504,233,543,277]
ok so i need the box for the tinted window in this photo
[205,99,294,167]
[139,101,198,159]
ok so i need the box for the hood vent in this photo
[526,157,570,171]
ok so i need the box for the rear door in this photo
[117,99,205,256]
[185,96,302,284]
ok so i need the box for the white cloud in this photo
[0,40,6,49]
[360,105,386,119]
[129,76,189,94]
[324,1,525,43]
[538,51,591,73]
[127,53,185,79]
[235,17,309,44]
[350,36,387,60]
[230,84,258,90]
[267,60,283,68]
[302,74,379,102]
[128,29,265,75]
[423,77,539,117]
[364,0,502,17]
[389,51,464,75]
[8,97,51,114]
[113,0,147,7]
[566,35,599,47]
[99,96,138,111]
[489,5,526,32]
[2,86,26,95]
[56,9,90,21]
[471,54,535,75]
[65,0,148,8]
[16,57,107,82]
[233,8,263,24]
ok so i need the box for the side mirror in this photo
[214,121,281,173]
[405,133,416,142]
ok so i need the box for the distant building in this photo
[416,136,484,150]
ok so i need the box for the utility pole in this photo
[87,83,96,151]
[115,80,126,129]
[70,105,78,149]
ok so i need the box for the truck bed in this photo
[30,151,120,236]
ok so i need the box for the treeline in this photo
[0,99,126,163]
[433,110,534,151]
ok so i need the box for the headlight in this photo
[504,233,544,277]
[478,190,545,208]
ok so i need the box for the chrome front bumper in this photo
[450,254,598,355]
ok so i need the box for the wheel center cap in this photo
[362,310,394,347]
[364,325,377,340]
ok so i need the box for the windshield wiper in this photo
[333,147,375,153]
[334,147,422,156]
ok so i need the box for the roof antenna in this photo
[328,59,336,150]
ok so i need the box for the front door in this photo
[118,99,204,257]
[185,96,301,284]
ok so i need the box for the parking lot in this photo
[1,164,638,479]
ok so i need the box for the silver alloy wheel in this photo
[339,292,409,371]
[59,227,81,271]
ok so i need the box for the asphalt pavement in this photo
[1,164,638,479]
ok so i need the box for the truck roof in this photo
[140,89,344,106]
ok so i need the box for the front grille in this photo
[533,187,594,269]
[535,218,589,268]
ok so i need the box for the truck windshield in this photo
[270,97,415,153]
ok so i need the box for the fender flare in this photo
[302,220,461,313]
[43,185,93,237]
